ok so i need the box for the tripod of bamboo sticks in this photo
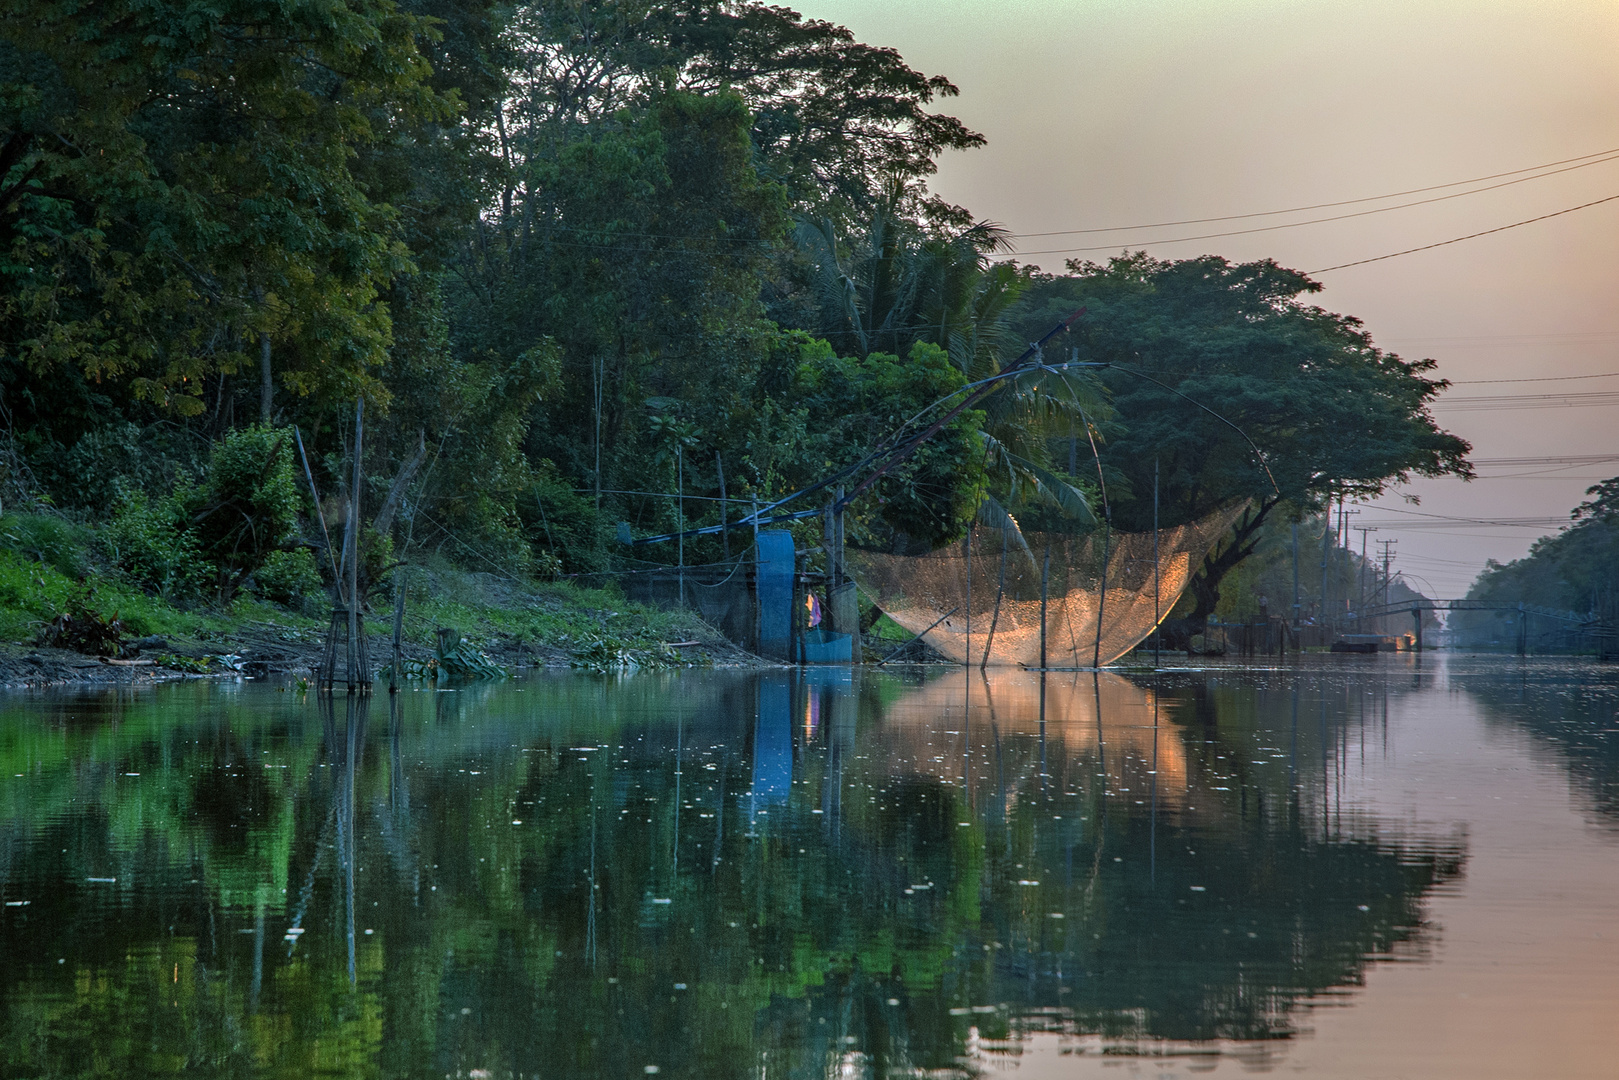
[300,400,373,694]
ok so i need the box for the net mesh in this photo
[847,504,1247,667]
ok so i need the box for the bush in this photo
[0,513,90,578]
[183,425,303,598]
[255,548,325,606]
[102,492,211,601]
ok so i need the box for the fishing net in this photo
[847,504,1248,667]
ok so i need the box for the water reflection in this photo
[1448,658,1619,826]
[0,666,1476,1077]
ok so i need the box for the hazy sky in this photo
[801,0,1619,597]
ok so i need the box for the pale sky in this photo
[801,0,1619,598]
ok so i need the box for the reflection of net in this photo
[848,505,1247,666]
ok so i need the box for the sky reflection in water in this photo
[1,656,1616,1078]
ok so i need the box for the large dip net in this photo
[846,505,1248,667]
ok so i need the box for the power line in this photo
[1450,370,1619,384]
[1308,192,1619,273]
[1432,390,1619,411]
[1014,145,1619,237]
[1469,454,1619,466]
[1007,157,1619,257]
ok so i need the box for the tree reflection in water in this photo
[0,668,1468,1078]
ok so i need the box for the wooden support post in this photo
[716,453,729,561]
[348,399,365,689]
[1039,547,1050,671]
[676,444,684,610]
[1093,519,1110,669]
[963,530,972,668]
[295,427,341,598]
[980,532,1006,671]
[390,568,405,691]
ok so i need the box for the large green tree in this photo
[1014,254,1472,628]
[0,0,451,423]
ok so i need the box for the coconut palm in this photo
[793,189,1110,545]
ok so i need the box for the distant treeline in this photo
[1454,479,1619,649]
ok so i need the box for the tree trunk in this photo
[1185,499,1279,632]
[259,331,273,424]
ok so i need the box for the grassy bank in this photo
[0,513,754,685]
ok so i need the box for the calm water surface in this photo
[1,655,1616,1078]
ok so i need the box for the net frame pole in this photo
[980,531,1006,671]
[1153,457,1161,668]
[1040,547,1050,671]
[716,453,729,561]
[1093,516,1111,669]
[347,398,364,690]
[963,530,972,668]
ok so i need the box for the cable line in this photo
[1450,371,1619,384]
[1006,154,1619,257]
[1014,145,1619,237]
[1309,192,1619,273]
[1432,389,1619,411]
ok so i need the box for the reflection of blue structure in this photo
[752,678,793,806]
[799,627,853,664]
[755,530,795,660]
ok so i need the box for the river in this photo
[1,654,1615,1078]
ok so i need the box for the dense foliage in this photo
[1456,477,1619,647]
[0,0,1470,629]
[1012,254,1471,624]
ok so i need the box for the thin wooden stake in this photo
[963,529,972,667]
[348,399,365,689]
[980,532,1006,671]
[715,452,729,561]
[295,428,341,596]
[390,567,405,691]
[1040,547,1050,671]
[1093,516,1110,669]
[1153,456,1161,668]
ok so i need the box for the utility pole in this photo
[1353,526,1377,622]
[1376,539,1397,635]
[1338,505,1359,622]
[1291,523,1301,629]
[1320,510,1332,639]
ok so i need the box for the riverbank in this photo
[0,552,767,688]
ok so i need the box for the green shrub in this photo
[103,492,210,601]
[0,513,90,578]
[184,425,303,598]
[255,548,324,606]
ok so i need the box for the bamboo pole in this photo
[1040,547,1049,671]
[963,529,972,667]
[1153,457,1161,668]
[348,399,364,689]
[980,531,1006,671]
[1093,516,1110,669]
[676,444,684,609]
[390,567,405,691]
[715,452,729,561]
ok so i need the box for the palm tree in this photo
[793,189,1109,546]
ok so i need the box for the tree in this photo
[1460,476,1619,635]
[493,0,982,221]
[0,0,450,420]
[1013,254,1472,629]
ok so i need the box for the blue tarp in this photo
[755,530,795,660]
[752,677,793,805]
[799,627,853,664]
